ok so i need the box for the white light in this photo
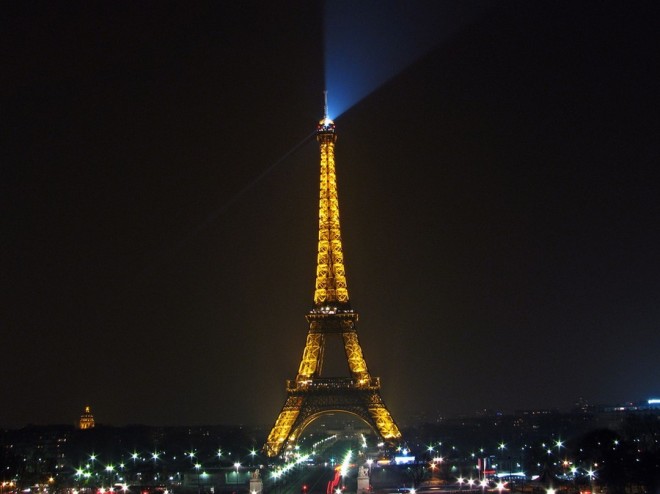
[340,450,352,477]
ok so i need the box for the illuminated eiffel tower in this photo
[264,94,402,457]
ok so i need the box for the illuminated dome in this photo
[79,405,95,429]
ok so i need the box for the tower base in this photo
[264,378,401,457]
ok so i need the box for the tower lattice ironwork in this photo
[264,95,402,457]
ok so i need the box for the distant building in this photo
[79,405,95,429]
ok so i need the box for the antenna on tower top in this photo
[323,90,329,120]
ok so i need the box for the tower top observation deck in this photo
[317,117,336,134]
[317,90,336,141]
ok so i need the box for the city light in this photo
[340,450,352,477]
[4,398,658,494]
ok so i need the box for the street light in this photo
[105,465,114,488]
[194,463,201,494]
[587,468,596,494]
[151,451,161,484]
[234,462,241,493]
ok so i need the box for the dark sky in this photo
[2,1,659,429]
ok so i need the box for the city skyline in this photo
[3,2,659,428]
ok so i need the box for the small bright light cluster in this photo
[270,453,312,481]
[339,450,353,477]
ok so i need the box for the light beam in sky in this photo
[323,0,493,119]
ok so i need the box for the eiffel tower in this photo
[263,94,402,457]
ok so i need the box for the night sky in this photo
[3,1,659,429]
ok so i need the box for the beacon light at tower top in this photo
[318,116,335,131]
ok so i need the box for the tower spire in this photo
[323,89,329,120]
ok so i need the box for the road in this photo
[264,465,339,494]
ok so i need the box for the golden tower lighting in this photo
[264,93,402,457]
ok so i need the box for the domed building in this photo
[79,405,95,429]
